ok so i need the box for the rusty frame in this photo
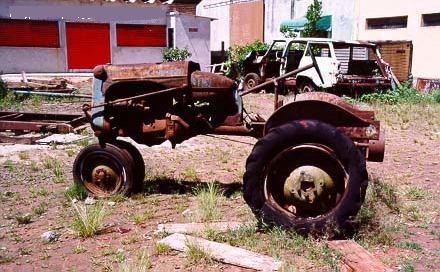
[0,111,88,143]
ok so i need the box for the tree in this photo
[303,0,322,37]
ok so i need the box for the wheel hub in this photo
[91,165,119,189]
[283,165,335,212]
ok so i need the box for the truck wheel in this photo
[243,120,368,235]
[73,143,135,197]
[243,73,261,91]
[113,140,145,192]
[298,81,316,93]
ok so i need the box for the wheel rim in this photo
[79,151,125,197]
[300,84,313,93]
[264,144,347,218]
[247,79,256,89]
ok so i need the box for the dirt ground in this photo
[0,82,439,271]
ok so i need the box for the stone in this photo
[41,231,58,243]
[84,197,96,205]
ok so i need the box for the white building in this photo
[0,0,211,73]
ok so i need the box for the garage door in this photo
[66,23,110,69]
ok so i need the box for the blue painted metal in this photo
[91,78,104,129]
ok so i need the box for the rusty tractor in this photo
[74,54,385,234]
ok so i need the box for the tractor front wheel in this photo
[73,143,135,197]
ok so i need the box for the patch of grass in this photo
[185,240,213,266]
[73,244,87,254]
[4,160,16,172]
[402,204,424,222]
[30,161,39,172]
[15,213,32,224]
[121,233,141,245]
[401,261,415,272]
[32,202,48,216]
[405,187,425,200]
[43,156,65,183]
[371,178,400,212]
[19,247,32,256]
[398,241,423,251]
[65,184,88,201]
[52,160,64,183]
[194,182,222,222]
[71,201,106,238]
[0,253,15,264]
[353,179,401,248]
[359,84,439,105]
[18,152,29,160]
[182,166,199,182]
[66,149,76,157]
[153,243,171,256]
[109,194,128,203]
[118,249,151,272]
[133,210,155,225]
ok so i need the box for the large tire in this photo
[73,143,135,197]
[112,139,145,192]
[243,73,261,91]
[243,120,368,235]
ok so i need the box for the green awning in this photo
[280,15,332,32]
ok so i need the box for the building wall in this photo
[264,0,355,42]
[172,13,211,71]
[196,0,230,52]
[264,0,292,43]
[0,0,167,73]
[230,0,264,46]
[355,0,440,81]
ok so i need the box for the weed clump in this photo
[118,249,151,272]
[359,84,440,104]
[194,182,222,222]
[71,201,106,237]
[65,184,88,201]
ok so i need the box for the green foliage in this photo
[280,25,297,38]
[65,184,88,201]
[303,0,323,37]
[359,84,440,104]
[225,40,269,78]
[162,47,191,62]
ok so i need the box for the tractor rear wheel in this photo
[243,120,368,235]
[73,143,135,197]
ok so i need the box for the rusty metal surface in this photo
[100,61,200,95]
[0,111,88,143]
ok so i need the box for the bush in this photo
[162,47,191,62]
[359,83,440,104]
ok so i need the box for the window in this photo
[422,13,440,27]
[366,16,408,29]
[305,43,331,58]
[0,19,59,47]
[168,28,174,48]
[116,24,166,47]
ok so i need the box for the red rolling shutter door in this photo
[116,24,166,47]
[66,23,110,69]
[0,19,59,47]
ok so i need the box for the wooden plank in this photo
[327,240,393,272]
[158,233,282,271]
[156,221,245,234]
